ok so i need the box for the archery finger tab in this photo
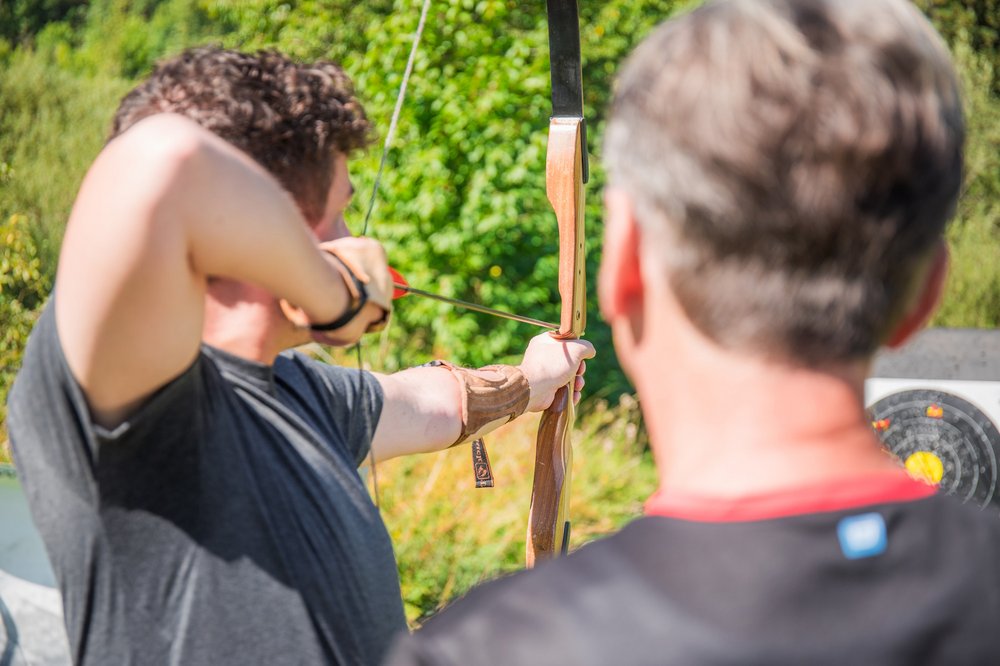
[315,241,394,332]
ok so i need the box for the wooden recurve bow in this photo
[526,0,589,567]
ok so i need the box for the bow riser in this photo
[526,118,586,566]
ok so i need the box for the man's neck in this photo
[634,309,898,498]
[202,280,301,364]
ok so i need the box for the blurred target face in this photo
[869,389,1000,511]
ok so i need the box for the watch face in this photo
[869,389,1000,509]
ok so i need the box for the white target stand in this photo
[865,328,1000,517]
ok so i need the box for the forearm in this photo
[370,363,531,463]
[370,367,463,462]
[368,333,594,463]
[166,117,347,321]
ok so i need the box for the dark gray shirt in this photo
[8,302,406,665]
[387,484,1000,666]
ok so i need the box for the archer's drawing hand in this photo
[280,237,393,346]
[320,236,394,325]
[518,333,595,411]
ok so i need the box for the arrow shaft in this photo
[394,283,558,330]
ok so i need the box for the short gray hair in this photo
[604,0,963,365]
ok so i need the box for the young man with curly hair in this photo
[6,47,593,665]
[385,1,1000,663]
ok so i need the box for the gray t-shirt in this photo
[7,302,406,665]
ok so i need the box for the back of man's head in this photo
[604,0,963,366]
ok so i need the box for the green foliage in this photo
[2,0,664,396]
[914,0,999,91]
[0,50,129,446]
[934,36,1000,328]
[29,0,216,78]
[339,0,684,397]
[1,213,53,456]
[0,0,88,44]
[5,0,994,405]
[0,49,131,250]
[201,0,394,62]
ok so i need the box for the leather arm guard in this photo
[426,360,531,488]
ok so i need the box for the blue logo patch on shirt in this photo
[837,512,887,560]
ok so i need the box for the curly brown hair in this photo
[109,46,372,224]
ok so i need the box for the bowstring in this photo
[361,0,432,237]
[360,0,433,509]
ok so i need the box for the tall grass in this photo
[934,41,1000,329]
[373,394,655,624]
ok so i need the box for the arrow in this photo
[389,267,558,330]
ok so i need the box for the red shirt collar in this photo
[645,470,936,522]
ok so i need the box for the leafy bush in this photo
[0,49,130,251]
[1,213,52,461]
[934,36,1000,328]
[5,0,996,406]
[0,0,88,44]
[914,0,998,92]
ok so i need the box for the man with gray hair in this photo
[384,0,1000,663]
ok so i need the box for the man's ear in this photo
[886,240,949,349]
[598,188,645,325]
[278,298,311,329]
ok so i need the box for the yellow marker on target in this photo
[904,451,944,486]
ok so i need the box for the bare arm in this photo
[369,333,595,462]
[57,114,352,426]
